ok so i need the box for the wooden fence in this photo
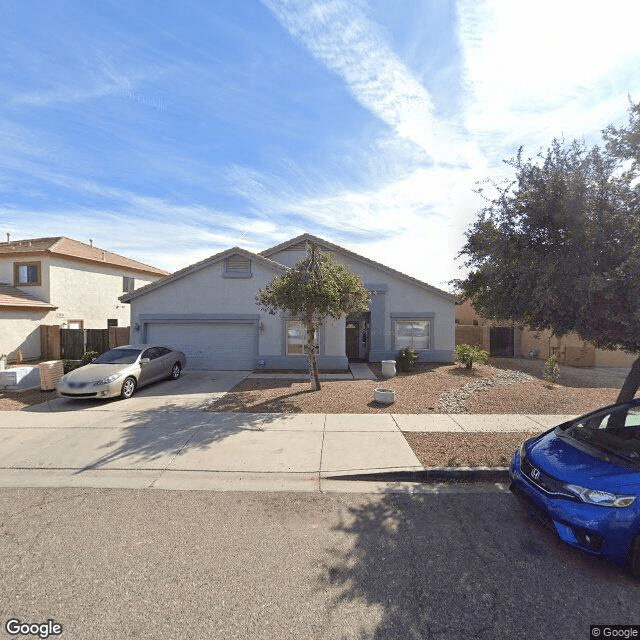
[40,325,130,360]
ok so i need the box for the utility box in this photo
[39,360,65,391]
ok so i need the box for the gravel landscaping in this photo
[208,358,624,416]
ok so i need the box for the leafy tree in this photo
[456,103,640,402]
[256,243,370,390]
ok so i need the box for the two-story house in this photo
[0,236,167,362]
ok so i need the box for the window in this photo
[286,321,307,355]
[395,319,430,350]
[107,319,118,327]
[67,320,83,330]
[14,261,41,286]
[123,276,135,293]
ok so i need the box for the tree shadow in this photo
[73,406,286,474]
[316,487,638,639]
[209,380,315,413]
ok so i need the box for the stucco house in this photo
[121,233,458,371]
[0,236,167,361]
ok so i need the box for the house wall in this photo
[0,309,58,361]
[0,256,52,304]
[128,259,348,370]
[48,257,156,329]
[269,247,455,362]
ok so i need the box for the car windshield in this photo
[557,404,640,465]
[92,349,142,365]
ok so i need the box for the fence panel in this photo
[60,329,85,360]
[85,329,110,355]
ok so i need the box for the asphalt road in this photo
[1,485,639,640]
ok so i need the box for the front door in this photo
[346,320,359,360]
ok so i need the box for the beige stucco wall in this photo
[0,309,58,361]
[47,258,156,329]
[0,255,161,359]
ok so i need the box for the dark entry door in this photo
[490,327,514,356]
[346,322,359,360]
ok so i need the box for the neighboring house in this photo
[121,233,458,371]
[0,237,167,361]
[455,299,637,368]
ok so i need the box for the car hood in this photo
[527,431,640,493]
[62,363,133,383]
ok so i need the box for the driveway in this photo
[23,370,251,412]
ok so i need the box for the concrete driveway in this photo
[24,370,251,412]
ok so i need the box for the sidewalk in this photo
[0,411,575,493]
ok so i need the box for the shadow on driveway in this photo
[73,405,285,474]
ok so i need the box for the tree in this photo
[256,242,370,390]
[455,103,640,402]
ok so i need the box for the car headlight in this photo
[564,484,636,508]
[94,373,123,386]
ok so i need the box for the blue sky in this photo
[2,0,640,290]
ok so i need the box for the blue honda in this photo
[510,398,640,576]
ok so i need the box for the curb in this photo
[323,467,510,484]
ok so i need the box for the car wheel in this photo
[170,363,182,380]
[631,534,640,578]
[120,376,137,399]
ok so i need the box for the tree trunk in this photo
[616,356,640,403]
[305,318,321,391]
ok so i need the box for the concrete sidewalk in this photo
[0,410,575,493]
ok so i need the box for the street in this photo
[1,484,639,640]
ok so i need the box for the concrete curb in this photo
[323,466,510,484]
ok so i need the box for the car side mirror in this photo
[140,358,150,364]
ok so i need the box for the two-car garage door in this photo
[146,322,257,370]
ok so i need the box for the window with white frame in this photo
[394,319,430,350]
[285,320,308,355]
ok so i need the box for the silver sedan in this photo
[56,344,187,400]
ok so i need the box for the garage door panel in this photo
[146,322,256,370]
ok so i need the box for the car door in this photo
[138,347,164,386]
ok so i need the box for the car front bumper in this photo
[509,450,637,566]
[56,378,125,399]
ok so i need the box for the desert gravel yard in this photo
[209,358,624,416]
[208,357,629,468]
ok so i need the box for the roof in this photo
[261,233,459,303]
[119,246,286,302]
[0,237,168,277]
[0,283,57,311]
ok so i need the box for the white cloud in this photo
[457,0,640,162]
[261,0,443,159]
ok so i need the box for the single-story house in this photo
[120,233,458,370]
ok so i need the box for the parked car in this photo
[56,344,186,400]
[510,398,640,576]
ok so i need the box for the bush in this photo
[396,347,418,372]
[82,351,99,365]
[542,355,560,383]
[454,344,488,370]
[63,359,80,374]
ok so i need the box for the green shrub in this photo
[396,347,418,372]
[82,351,99,365]
[542,355,560,383]
[63,359,80,374]
[454,344,488,370]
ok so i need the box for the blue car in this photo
[510,398,640,576]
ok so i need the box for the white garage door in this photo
[146,322,257,370]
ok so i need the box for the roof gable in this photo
[120,247,286,302]
[261,233,458,303]
[0,236,167,276]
